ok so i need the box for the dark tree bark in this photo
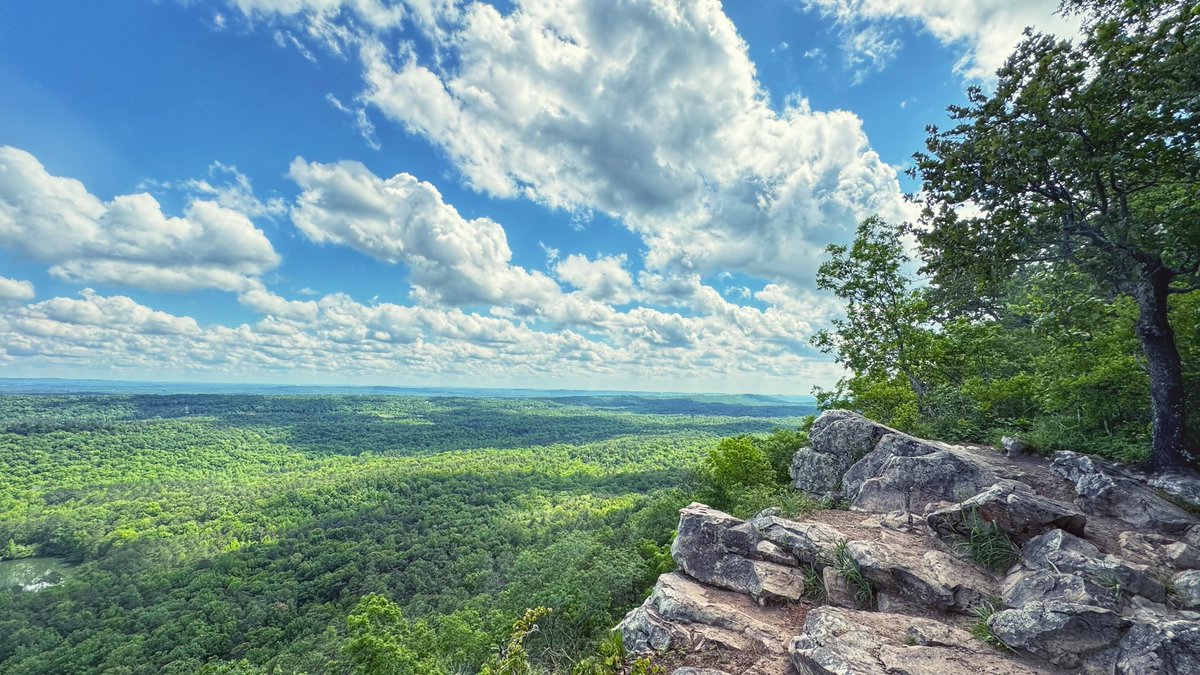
[1135,266,1193,471]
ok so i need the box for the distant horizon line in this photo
[0,377,817,401]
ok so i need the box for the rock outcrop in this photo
[926,481,1086,543]
[1051,450,1198,533]
[620,410,1200,675]
[789,606,1056,675]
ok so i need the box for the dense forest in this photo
[0,394,813,673]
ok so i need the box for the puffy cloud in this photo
[0,146,280,292]
[0,276,34,302]
[289,157,561,306]
[553,254,634,304]
[19,289,200,336]
[359,0,910,287]
[803,0,1078,81]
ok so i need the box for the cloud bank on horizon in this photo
[0,0,1072,393]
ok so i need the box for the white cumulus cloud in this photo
[359,0,911,287]
[0,146,280,292]
[803,0,1078,81]
[289,157,561,306]
[0,276,35,302]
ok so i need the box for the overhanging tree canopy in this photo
[913,0,1200,470]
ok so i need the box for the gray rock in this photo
[1001,567,1120,610]
[927,481,1086,543]
[1022,529,1167,603]
[1052,450,1198,534]
[988,601,1127,670]
[790,410,895,498]
[790,448,845,499]
[670,669,732,675]
[822,565,859,609]
[1145,471,1200,510]
[616,572,792,654]
[671,503,805,601]
[1124,594,1200,622]
[1002,436,1031,458]
[789,606,1056,675]
[844,433,999,513]
[1184,524,1200,549]
[1165,541,1200,570]
[845,539,995,613]
[1114,619,1200,674]
[749,515,843,566]
[1172,569,1200,610]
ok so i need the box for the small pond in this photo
[0,557,74,592]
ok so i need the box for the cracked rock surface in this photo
[620,411,1200,674]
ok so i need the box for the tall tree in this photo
[813,215,933,404]
[913,0,1200,470]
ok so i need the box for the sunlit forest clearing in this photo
[0,392,814,673]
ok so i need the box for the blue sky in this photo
[0,0,1076,393]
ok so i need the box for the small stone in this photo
[1002,436,1030,458]
[822,565,860,609]
[1171,569,1200,610]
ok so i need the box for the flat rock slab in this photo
[1022,529,1166,603]
[846,535,997,613]
[789,606,1059,675]
[989,601,1127,670]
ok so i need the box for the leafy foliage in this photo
[0,393,813,674]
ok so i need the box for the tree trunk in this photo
[1135,268,1193,471]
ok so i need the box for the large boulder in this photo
[844,538,995,613]
[1114,619,1200,674]
[788,606,1056,675]
[926,481,1086,544]
[616,572,792,654]
[671,504,805,601]
[844,433,999,513]
[790,410,894,498]
[1001,568,1120,610]
[988,601,1127,670]
[1022,529,1166,603]
[1051,451,1198,534]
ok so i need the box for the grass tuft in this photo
[953,508,1018,572]
[831,540,875,608]
[968,599,1013,651]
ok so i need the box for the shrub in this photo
[952,509,1017,572]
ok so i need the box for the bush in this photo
[697,437,774,509]
[728,485,818,520]
[951,509,1017,572]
